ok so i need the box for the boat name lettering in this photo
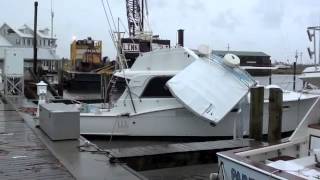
[231,168,255,180]
[122,43,140,52]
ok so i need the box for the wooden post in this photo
[269,75,272,85]
[268,88,283,144]
[57,59,64,98]
[249,86,264,141]
[33,1,38,76]
[293,62,297,91]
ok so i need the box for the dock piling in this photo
[178,29,184,47]
[58,60,64,97]
[268,87,283,143]
[249,86,264,141]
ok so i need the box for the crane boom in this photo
[126,0,143,37]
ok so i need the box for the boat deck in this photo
[0,100,74,180]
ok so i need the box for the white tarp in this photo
[167,56,255,125]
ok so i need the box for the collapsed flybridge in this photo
[167,50,256,124]
[74,47,317,137]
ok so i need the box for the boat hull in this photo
[80,97,316,137]
[217,155,282,180]
[299,72,320,87]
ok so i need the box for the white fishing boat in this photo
[75,47,318,137]
[215,96,320,180]
[299,66,320,87]
[299,26,320,88]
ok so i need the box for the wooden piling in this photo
[249,86,264,141]
[268,88,283,144]
[293,62,297,91]
[57,60,64,97]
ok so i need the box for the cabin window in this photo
[141,76,173,98]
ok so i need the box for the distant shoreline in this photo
[272,64,312,75]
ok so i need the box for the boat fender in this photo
[223,54,240,68]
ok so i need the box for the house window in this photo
[141,76,173,98]
[16,39,21,45]
[23,38,26,45]
[27,39,31,46]
[7,28,15,34]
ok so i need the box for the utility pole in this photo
[293,50,298,91]
[51,0,54,40]
[33,1,38,76]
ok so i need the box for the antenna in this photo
[51,0,54,39]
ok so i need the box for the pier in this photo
[2,97,144,180]
[0,100,73,179]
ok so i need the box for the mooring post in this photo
[33,1,38,76]
[269,75,272,85]
[293,62,297,91]
[57,59,64,98]
[268,88,283,144]
[249,86,264,141]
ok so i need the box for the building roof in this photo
[212,50,270,57]
[0,35,12,47]
[1,23,56,39]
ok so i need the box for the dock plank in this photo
[108,139,251,171]
[0,102,74,179]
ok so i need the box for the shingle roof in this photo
[1,23,56,39]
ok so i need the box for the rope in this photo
[105,0,117,31]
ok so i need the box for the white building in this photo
[0,23,60,73]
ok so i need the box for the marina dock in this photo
[0,100,73,179]
[2,97,145,180]
[0,95,255,180]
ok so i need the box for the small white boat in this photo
[215,97,320,180]
[75,47,318,137]
[299,66,320,88]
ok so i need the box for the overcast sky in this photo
[1,0,320,63]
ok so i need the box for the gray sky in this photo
[1,0,320,63]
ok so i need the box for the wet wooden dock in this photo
[109,139,251,171]
[0,101,74,179]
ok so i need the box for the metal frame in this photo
[4,75,24,97]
